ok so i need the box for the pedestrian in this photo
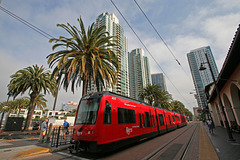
[63,119,69,139]
[207,119,213,134]
[39,119,48,142]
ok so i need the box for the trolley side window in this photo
[158,114,165,126]
[152,115,155,127]
[142,114,145,128]
[172,115,176,122]
[168,115,171,124]
[103,101,111,124]
[118,108,136,124]
[176,116,180,121]
[145,112,151,128]
[139,114,142,128]
[181,116,186,123]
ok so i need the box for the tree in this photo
[7,65,56,130]
[28,93,47,111]
[157,90,173,110]
[47,17,120,96]
[0,101,9,127]
[11,97,29,117]
[171,100,185,113]
[139,84,173,110]
[139,84,162,106]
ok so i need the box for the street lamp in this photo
[199,53,235,141]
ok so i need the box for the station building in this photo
[205,25,240,131]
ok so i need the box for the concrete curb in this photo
[13,144,71,159]
[13,147,51,159]
[50,144,72,153]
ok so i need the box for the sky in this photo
[0,0,239,112]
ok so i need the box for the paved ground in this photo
[0,122,240,160]
[0,131,70,160]
[203,123,240,160]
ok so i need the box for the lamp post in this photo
[199,53,235,141]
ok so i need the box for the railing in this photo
[39,123,73,148]
[50,126,73,147]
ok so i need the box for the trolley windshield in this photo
[75,97,100,125]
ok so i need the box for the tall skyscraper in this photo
[187,46,219,108]
[151,73,167,91]
[89,12,129,96]
[128,48,152,100]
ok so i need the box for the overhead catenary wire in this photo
[133,0,192,81]
[110,0,191,106]
[0,5,54,40]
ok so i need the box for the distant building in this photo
[128,48,152,100]
[9,109,43,119]
[45,110,68,119]
[64,101,78,112]
[187,46,219,108]
[193,107,201,121]
[151,73,167,91]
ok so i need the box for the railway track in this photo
[143,123,199,160]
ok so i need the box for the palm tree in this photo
[171,100,185,113]
[158,90,173,110]
[139,84,173,110]
[47,17,120,96]
[7,64,56,130]
[12,97,29,117]
[139,84,162,106]
[28,93,47,111]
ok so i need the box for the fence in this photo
[40,123,73,148]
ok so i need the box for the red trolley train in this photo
[70,91,187,153]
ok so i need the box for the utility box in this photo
[4,117,24,131]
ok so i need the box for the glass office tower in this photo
[128,48,152,100]
[151,73,167,91]
[187,46,219,108]
[88,12,129,96]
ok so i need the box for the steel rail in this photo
[142,124,195,160]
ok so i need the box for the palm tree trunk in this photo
[24,93,37,131]
[82,79,89,96]
[17,108,21,117]
[53,80,60,111]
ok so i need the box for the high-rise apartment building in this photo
[151,73,167,91]
[128,48,152,100]
[187,46,219,108]
[88,12,129,96]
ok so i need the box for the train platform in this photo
[0,130,70,159]
[201,122,240,160]
[1,122,240,159]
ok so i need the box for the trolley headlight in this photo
[87,130,94,134]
